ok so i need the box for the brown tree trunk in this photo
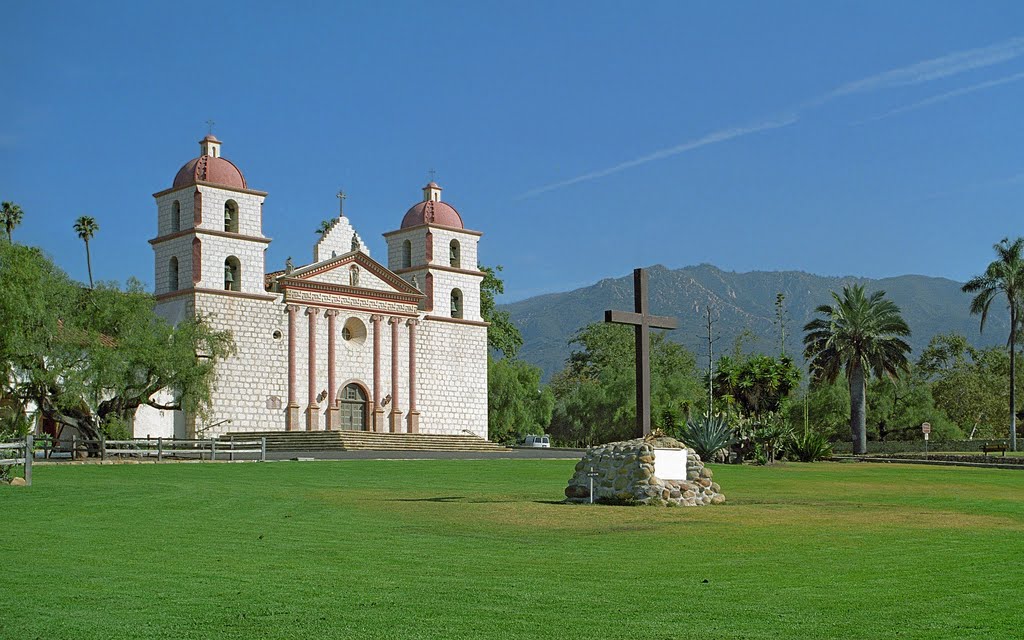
[849,362,867,455]
[1011,306,1017,451]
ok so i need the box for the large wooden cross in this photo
[605,268,678,437]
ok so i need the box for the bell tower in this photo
[384,181,483,321]
[151,134,271,313]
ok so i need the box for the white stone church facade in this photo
[139,135,488,439]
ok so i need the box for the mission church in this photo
[138,134,488,439]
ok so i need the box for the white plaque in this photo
[653,448,688,480]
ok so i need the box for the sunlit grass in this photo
[2,460,1022,639]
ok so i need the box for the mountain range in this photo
[498,264,1009,381]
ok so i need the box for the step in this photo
[221,430,508,452]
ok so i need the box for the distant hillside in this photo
[499,264,1009,381]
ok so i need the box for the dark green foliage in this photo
[487,356,554,444]
[786,430,834,462]
[866,366,960,442]
[677,413,736,461]
[714,354,801,419]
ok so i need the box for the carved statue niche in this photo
[349,265,360,287]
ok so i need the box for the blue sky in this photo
[4,2,1024,301]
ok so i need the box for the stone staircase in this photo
[221,430,509,453]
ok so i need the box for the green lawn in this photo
[2,460,1023,639]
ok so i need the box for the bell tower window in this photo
[451,288,463,319]
[169,257,179,291]
[449,240,460,268]
[402,240,412,268]
[224,200,239,233]
[171,201,181,233]
[224,256,241,292]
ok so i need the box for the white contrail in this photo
[520,36,1024,198]
[820,36,1024,102]
[858,71,1024,123]
[516,114,798,199]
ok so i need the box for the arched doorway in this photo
[338,383,369,431]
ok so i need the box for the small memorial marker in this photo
[922,422,931,457]
[586,466,600,504]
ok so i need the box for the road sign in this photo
[921,422,931,434]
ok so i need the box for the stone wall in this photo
[565,436,726,506]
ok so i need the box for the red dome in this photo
[173,155,247,190]
[401,200,464,229]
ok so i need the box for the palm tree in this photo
[1,201,24,242]
[803,284,912,454]
[962,237,1024,451]
[73,215,99,288]
[316,219,333,236]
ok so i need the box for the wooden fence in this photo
[66,436,267,462]
[0,435,33,486]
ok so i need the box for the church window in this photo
[169,257,179,291]
[451,288,463,319]
[342,317,367,345]
[171,201,181,233]
[449,240,460,268]
[224,200,239,233]
[402,240,412,268]
[224,256,241,292]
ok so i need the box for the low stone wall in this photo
[564,436,725,506]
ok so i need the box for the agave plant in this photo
[678,413,736,462]
[786,430,834,462]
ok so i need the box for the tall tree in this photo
[479,264,523,358]
[962,237,1024,451]
[1,201,24,243]
[803,285,912,454]
[73,215,99,288]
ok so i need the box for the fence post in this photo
[260,437,267,463]
[101,435,107,462]
[211,438,217,462]
[157,437,163,462]
[72,435,77,462]
[24,435,33,487]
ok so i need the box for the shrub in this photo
[678,413,736,461]
[787,430,834,462]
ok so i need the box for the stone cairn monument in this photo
[564,435,725,506]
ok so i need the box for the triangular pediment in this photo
[283,250,422,297]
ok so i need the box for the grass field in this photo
[2,459,1023,639]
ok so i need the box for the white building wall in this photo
[313,215,370,262]
[386,228,429,269]
[430,269,483,321]
[427,227,479,270]
[196,186,265,238]
[195,235,267,294]
[416,319,488,437]
[153,235,196,295]
[192,292,289,436]
[155,189,197,236]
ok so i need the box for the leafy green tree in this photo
[714,354,801,420]
[549,323,703,445]
[1,201,24,243]
[962,237,1024,451]
[918,333,1017,439]
[803,285,912,454]
[0,242,234,445]
[783,378,850,437]
[316,219,333,236]
[866,367,959,442]
[479,264,523,358]
[487,356,554,444]
[73,215,99,288]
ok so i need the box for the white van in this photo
[522,435,550,448]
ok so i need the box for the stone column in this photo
[325,310,339,430]
[286,305,300,431]
[306,307,320,431]
[406,318,420,434]
[389,316,403,433]
[370,315,385,432]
